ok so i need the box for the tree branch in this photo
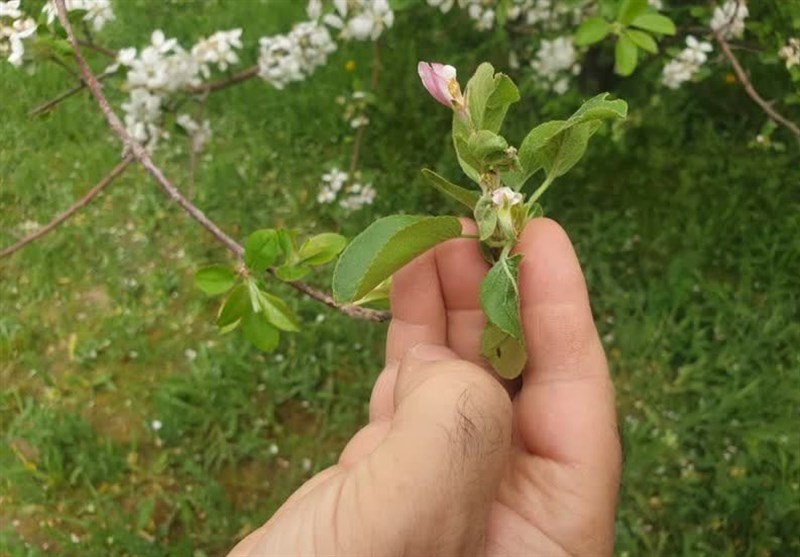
[0,156,133,259]
[348,42,382,177]
[53,0,390,322]
[709,2,800,139]
[29,70,115,118]
[188,65,259,94]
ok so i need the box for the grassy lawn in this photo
[1,1,799,555]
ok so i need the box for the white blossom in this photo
[177,114,212,153]
[339,182,376,211]
[121,88,163,148]
[710,0,748,40]
[529,36,580,94]
[0,1,21,19]
[317,168,375,210]
[648,0,664,10]
[661,35,713,89]
[779,38,799,70]
[150,419,163,431]
[43,0,115,32]
[427,0,455,13]
[323,0,395,41]
[1,1,36,67]
[258,21,335,88]
[191,28,243,78]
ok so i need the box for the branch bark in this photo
[348,41,382,177]
[53,0,390,322]
[188,65,259,94]
[0,156,133,259]
[708,1,800,139]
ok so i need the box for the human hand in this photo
[229,218,620,556]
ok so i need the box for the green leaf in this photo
[474,195,498,241]
[195,265,236,296]
[244,229,283,273]
[333,215,462,303]
[247,281,300,332]
[575,16,612,46]
[421,169,479,209]
[480,255,523,340]
[568,93,629,124]
[503,121,568,188]
[275,264,311,281]
[466,62,496,131]
[452,129,482,183]
[468,130,509,170]
[298,233,347,266]
[481,323,527,379]
[539,121,602,180]
[617,0,648,25]
[242,311,280,352]
[625,29,658,54]
[615,34,639,76]
[630,13,676,35]
[484,73,520,133]
[216,283,249,330]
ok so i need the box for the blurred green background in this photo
[1,0,799,555]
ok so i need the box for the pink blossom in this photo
[417,61,464,109]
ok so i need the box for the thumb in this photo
[359,345,512,556]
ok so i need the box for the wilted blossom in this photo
[661,35,713,89]
[779,38,799,70]
[491,187,523,207]
[323,0,395,42]
[417,62,465,110]
[0,1,36,67]
[42,0,115,32]
[710,0,748,40]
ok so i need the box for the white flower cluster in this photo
[779,38,799,70]
[0,1,36,67]
[192,28,243,79]
[316,168,376,211]
[257,21,336,89]
[115,29,241,150]
[336,90,370,129]
[530,36,580,94]
[323,0,395,41]
[710,0,748,40]
[661,35,713,89]
[429,0,580,32]
[42,0,115,32]
[507,0,581,31]
[648,0,664,10]
[176,113,212,153]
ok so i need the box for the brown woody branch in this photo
[188,65,259,94]
[53,0,390,322]
[0,156,133,259]
[709,0,800,139]
[29,70,115,118]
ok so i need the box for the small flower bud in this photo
[491,187,523,208]
[417,61,465,110]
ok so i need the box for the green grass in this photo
[2,1,799,555]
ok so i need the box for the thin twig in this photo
[187,91,209,200]
[708,1,800,139]
[54,0,390,322]
[77,39,116,59]
[0,156,133,259]
[348,42,382,177]
[188,65,259,94]
[29,70,115,118]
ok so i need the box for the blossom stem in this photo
[52,0,390,323]
[0,156,134,259]
[348,41,382,178]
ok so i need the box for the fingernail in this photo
[409,344,454,361]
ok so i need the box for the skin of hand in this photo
[228,218,621,557]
